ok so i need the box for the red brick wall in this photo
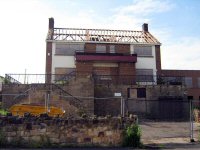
[85,43,96,53]
[93,67,118,75]
[85,43,130,54]
[115,44,130,54]
[76,61,136,76]
[187,89,200,100]
[119,63,135,75]
[161,69,200,99]
[161,70,200,77]
[76,62,93,75]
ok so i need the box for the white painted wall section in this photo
[51,42,76,74]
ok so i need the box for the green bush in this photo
[123,124,141,147]
[0,109,8,116]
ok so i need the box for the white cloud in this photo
[108,0,174,30]
[115,0,174,16]
[162,37,200,70]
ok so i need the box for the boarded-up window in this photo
[136,69,153,82]
[185,77,193,88]
[134,46,152,56]
[137,88,146,98]
[128,88,146,98]
[96,45,106,53]
[55,44,84,55]
[110,45,115,53]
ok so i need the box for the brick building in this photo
[45,17,200,100]
[46,18,161,84]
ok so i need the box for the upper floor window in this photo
[185,77,193,88]
[110,45,115,53]
[55,44,84,55]
[134,46,152,56]
[96,45,106,53]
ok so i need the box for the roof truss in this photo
[47,28,161,44]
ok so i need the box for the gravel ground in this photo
[140,120,200,146]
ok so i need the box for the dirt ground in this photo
[139,120,200,146]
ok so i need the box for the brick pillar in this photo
[45,42,52,83]
[48,18,54,40]
[155,45,161,75]
[142,23,148,32]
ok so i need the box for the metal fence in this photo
[94,98,190,120]
[93,75,185,86]
[5,73,77,84]
[126,99,190,121]
[5,73,185,86]
[94,97,195,145]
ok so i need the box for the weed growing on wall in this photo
[123,124,141,147]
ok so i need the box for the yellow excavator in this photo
[9,104,65,117]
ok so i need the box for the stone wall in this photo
[0,117,136,147]
[2,76,94,116]
[94,84,187,118]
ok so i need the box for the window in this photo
[134,46,152,56]
[185,77,193,88]
[55,44,84,55]
[198,78,200,88]
[136,69,153,82]
[137,88,146,98]
[110,45,115,53]
[164,76,183,85]
[96,45,106,53]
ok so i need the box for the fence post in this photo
[190,99,195,142]
[121,96,123,116]
[122,97,125,117]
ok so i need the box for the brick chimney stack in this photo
[49,17,54,29]
[142,23,148,32]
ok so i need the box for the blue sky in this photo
[0,0,200,76]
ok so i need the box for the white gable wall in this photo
[130,45,157,75]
